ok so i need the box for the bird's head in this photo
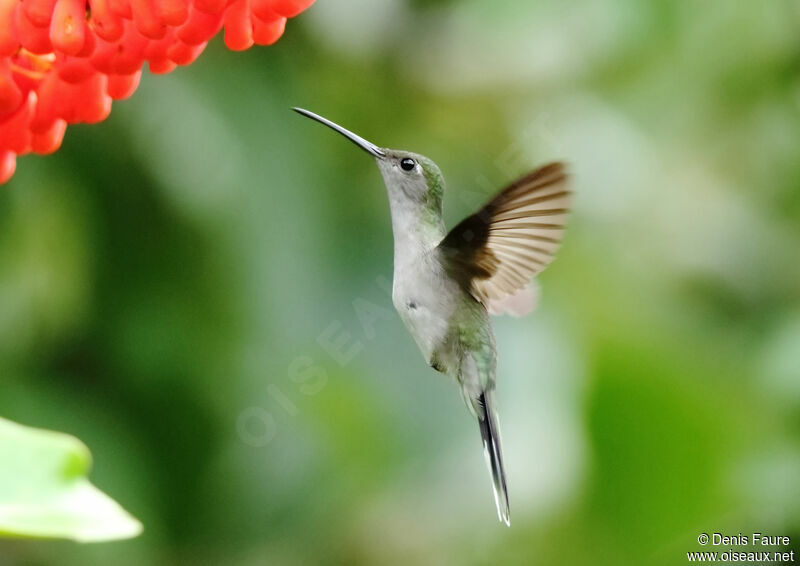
[293,108,444,214]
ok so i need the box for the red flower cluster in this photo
[0,0,314,183]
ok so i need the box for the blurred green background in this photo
[2,0,800,564]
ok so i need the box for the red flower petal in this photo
[160,0,189,27]
[23,0,57,28]
[56,53,96,82]
[177,6,223,45]
[89,0,124,41]
[166,39,204,65]
[130,0,167,39]
[0,0,20,57]
[0,150,16,183]
[105,69,140,99]
[16,6,54,54]
[193,0,225,16]
[222,0,251,51]
[50,0,87,56]
[31,116,65,154]
[0,59,23,117]
[0,91,33,153]
[268,0,312,18]
[0,0,316,183]
[252,12,283,46]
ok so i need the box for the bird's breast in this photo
[392,258,460,365]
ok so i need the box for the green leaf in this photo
[0,417,142,542]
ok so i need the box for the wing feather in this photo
[438,162,570,311]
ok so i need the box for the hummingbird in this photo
[294,107,570,526]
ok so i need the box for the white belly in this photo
[392,257,459,365]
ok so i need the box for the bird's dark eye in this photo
[400,158,416,171]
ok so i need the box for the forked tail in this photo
[477,391,510,526]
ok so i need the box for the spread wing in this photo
[438,162,570,309]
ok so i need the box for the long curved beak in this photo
[293,107,385,158]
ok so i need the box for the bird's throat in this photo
[387,196,445,270]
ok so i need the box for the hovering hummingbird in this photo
[294,107,570,526]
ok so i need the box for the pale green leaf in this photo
[0,417,142,542]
